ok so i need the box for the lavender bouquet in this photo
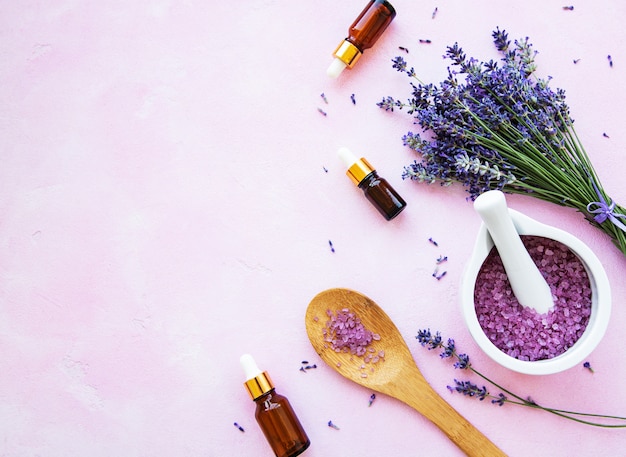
[379,28,626,257]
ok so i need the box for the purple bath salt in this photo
[474,236,592,361]
[323,308,381,357]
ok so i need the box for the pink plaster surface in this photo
[1,1,626,456]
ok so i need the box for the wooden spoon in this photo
[305,288,506,457]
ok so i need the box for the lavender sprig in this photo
[416,328,626,428]
[379,28,626,257]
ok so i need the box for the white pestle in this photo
[473,190,554,314]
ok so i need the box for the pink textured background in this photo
[1,1,625,456]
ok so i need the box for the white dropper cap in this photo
[327,57,347,78]
[240,354,262,380]
[241,354,274,399]
[338,147,376,186]
[338,146,357,167]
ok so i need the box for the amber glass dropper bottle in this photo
[338,147,406,220]
[327,0,396,78]
[241,354,310,457]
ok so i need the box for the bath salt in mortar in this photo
[474,236,592,361]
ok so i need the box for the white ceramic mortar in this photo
[461,208,611,375]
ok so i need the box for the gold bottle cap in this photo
[244,371,274,400]
[333,40,362,68]
[346,157,375,185]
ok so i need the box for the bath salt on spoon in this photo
[473,190,554,314]
[305,288,506,457]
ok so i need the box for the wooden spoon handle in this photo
[400,381,507,457]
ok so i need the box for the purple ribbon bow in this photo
[587,181,626,232]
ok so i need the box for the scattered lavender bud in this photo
[320,93,328,104]
[300,360,317,371]
[608,55,613,67]
[603,132,610,138]
[234,422,245,432]
[399,46,409,53]
[327,420,340,430]
[436,255,448,264]
[573,58,580,64]
[328,240,335,253]
[436,271,447,280]
[562,5,574,10]
[317,108,327,116]
[583,361,595,373]
[428,237,439,247]
[368,393,376,406]
[350,93,356,105]
[419,39,432,44]
[432,7,438,19]
[323,166,328,173]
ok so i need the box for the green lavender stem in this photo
[468,366,626,428]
